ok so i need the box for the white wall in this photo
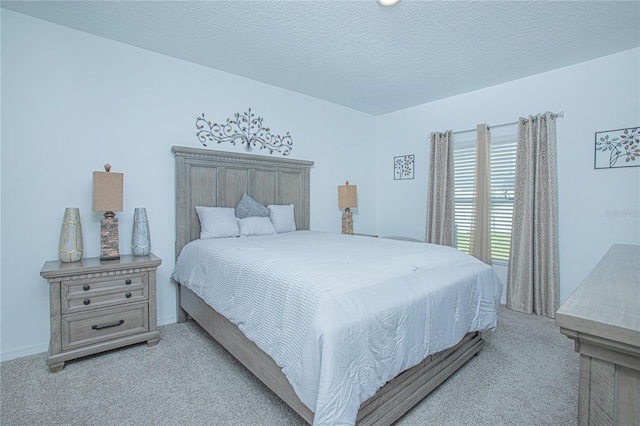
[0,10,376,360]
[375,48,640,305]
[3,9,639,362]
[0,7,4,360]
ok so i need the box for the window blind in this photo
[489,138,516,262]
[453,135,516,263]
[453,142,475,255]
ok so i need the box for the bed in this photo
[171,146,502,425]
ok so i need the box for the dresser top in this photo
[41,253,162,279]
[556,244,640,348]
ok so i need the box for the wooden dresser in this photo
[556,244,640,425]
[40,253,162,372]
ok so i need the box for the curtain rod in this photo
[451,111,565,136]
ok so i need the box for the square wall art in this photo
[394,155,415,180]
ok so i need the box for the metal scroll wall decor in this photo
[196,108,293,156]
[594,126,639,169]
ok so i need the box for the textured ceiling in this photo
[3,1,639,115]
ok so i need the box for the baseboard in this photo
[1,342,49,362]
[157,314,177,327]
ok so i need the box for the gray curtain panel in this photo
[471,123,492,265]
[426,131,455,246]
[507,112,559,318]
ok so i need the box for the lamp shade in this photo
[338,181,357,209]
[93,169,123,212]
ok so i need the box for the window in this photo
[453,141,475,255]
[453,134,517,263]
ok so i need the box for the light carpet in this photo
[1,305,578,425]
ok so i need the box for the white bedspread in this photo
[172,231,502,425]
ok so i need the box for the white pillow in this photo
[238,216,276,237]
[195,206,240,239]
[268,204,296,233]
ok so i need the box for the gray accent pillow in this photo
[235,193,270,219]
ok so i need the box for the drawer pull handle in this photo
[125,292,132,298]
[83,285,90,291]
[125,279,132,285]
[83,299,91,305]
[91,320,124,330]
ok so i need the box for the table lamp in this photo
[338,180,357,234]
[93,164,123,261]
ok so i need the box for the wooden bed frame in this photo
[172,146,484,425]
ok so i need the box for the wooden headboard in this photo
[173,146,314,259]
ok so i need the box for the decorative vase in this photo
[58,208,83,263]
[132,207,151,256]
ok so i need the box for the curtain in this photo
[507,112,559,318]
[470,124,492,264]
[425,131,455,246]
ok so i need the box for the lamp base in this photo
[100,216,120,261]
[341,208,353,235]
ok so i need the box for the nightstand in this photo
[40,253,162,372]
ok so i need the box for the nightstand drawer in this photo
[62,274,147,314]
[62,303,150,351]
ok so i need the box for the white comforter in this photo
[172,231,502,425]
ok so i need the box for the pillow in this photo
[268,204,296,233]
[238,216,276,237]
[195,206,240,239]
[235,193,270,219]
